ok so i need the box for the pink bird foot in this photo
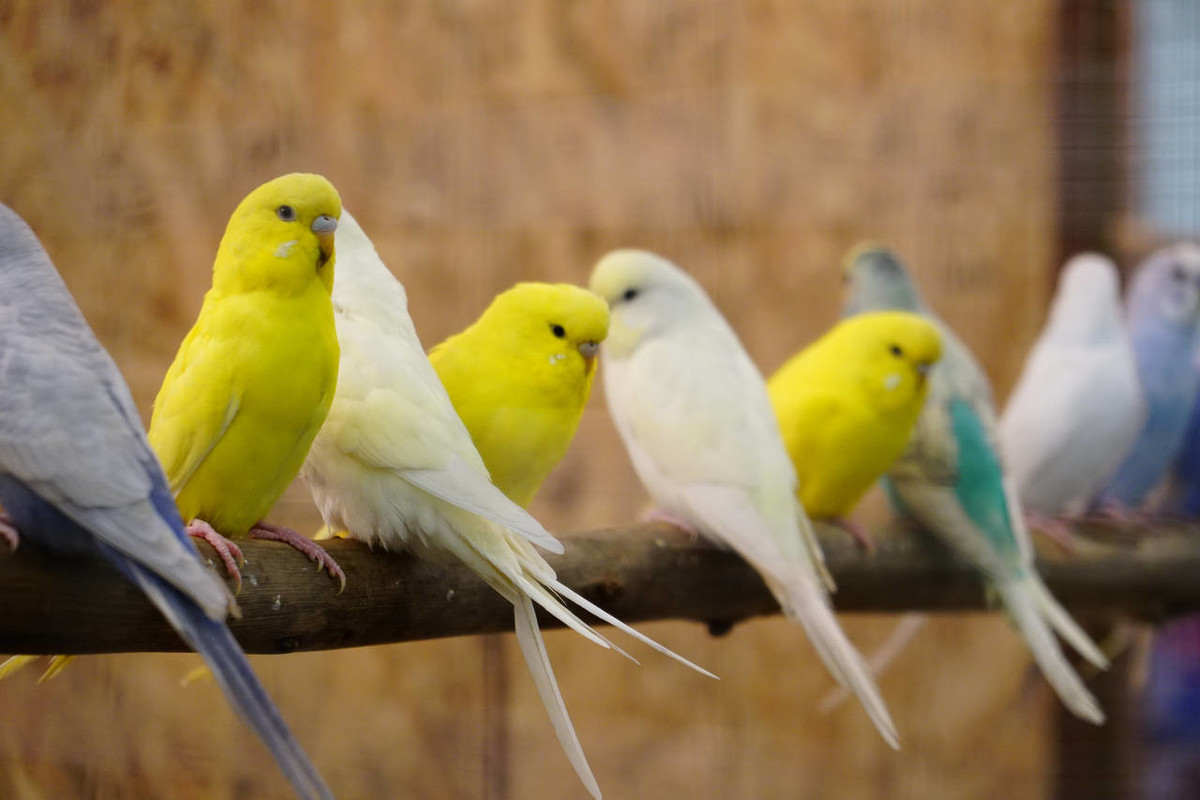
[186,519,245,592]
[0,513,18,552]
[249,520,346,593]
[829,517,875,553]
[1027,512,1079,554]
[640,508,701,542]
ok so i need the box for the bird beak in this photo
[578,341,600,371]
[311,214,338,266]
[915,362,932,383]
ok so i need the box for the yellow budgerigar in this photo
[0,175,345,685]
[148,173,346,590]
[429,283,609,507]
[768,311,942,533]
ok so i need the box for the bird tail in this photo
[818,613,928,714]
[771,566,900,749]
[512,593,603,800]
[118,556,334,800]
[997,573,1106,724]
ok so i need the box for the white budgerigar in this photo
[300,214,713,800]
[590,249,899,749]
[1001,254,1146,517]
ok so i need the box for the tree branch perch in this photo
[1,521,1197,655]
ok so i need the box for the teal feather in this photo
[948,398,1019,560]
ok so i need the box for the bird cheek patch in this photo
[884,373,901,391]
[275,240,299,258]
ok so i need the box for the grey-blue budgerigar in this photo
[0,203,334,800]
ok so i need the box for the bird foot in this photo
[186,519,245,593]
[249,520,346,593]
[829,517,875,553]
[0,513,18,552]
[1027,512,1079,554]
[640,509,701,542]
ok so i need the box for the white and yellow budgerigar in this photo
[300,212,713,800]
[429,282,608,507]
[591,249,899,749]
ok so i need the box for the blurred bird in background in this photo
[843,245,1109,725]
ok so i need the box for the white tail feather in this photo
[818,614,928,714]
[1028,576,1109,670]
[998,576,1105,724]
[513,595,602,800]
[774,569,900,749]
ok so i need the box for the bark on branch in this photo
[0,521,1196,655]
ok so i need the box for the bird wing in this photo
[147,316,241,495]
[331,314,563,553]
[0,315,229,617]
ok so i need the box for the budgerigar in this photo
[591,249,899,749]
[768,311,942,530]
[300,213,713,800]
[429,283,608,506]
[844,245,1109,724]
[0,203,333,799]
[148,173,345,590]
[1000,254,1145,518]
[1095,243,1200,510]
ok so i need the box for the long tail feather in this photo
[998,575,1105,724]
[818,614,927,714]
[0,655,38,681]
[1027,576,1109,669]
[512,595,602,800]
[774,569,900,749]
[118,555,335,800]
[549,581,718,680]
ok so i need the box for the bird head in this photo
[1128,243,1200,329]
[213,173,342,297]
[588,249,716,359]
[845,311,943,408]
[841,244,925,317]
[485,282,610,380]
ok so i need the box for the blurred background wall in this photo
[0,1,1182,798]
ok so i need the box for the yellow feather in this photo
[768,311,942,519]
[429,283,609,507]
[148,173,342,535]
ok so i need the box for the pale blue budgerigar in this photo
[1000,254,1146,519]
[1095,243,1200,511]
[843,245,1109,725]
[0,204,333,800]
[1169,390,1200,515]
[300,213,713,800]
[592,249,899,749]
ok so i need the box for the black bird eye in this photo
[622,288,639,302]
[276,205,297,222]
[889,344,904,358]
[551,324,566,338]
[1172,264,1187,282]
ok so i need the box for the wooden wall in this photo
[0,1,1063,798]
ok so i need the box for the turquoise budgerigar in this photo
[843,245,1109,724]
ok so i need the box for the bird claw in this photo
[249,520,347,593]
[830,517,875,553]
[640,508,700,542]
[186,519,245,593]
[0,513,19,552]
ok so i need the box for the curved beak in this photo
[311,214,338,265]
[578,340,600,371]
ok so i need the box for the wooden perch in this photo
[1,521,1198,655]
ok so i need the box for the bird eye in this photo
[276,205,297,222]
[551,324,566,338]
[889,344,904,358]
[622,288,639,302]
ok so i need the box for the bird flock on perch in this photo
[0,172,1196,798]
